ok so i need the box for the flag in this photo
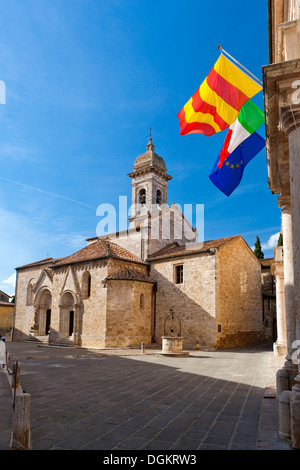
[217,100,265,169]
[177,54,262,137]
[209,131,266,196]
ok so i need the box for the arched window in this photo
[140,293,145,310]
[156,190,162,206]
[139,188,146,206]
[82,271,91,298]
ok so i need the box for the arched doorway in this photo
[59,291,76,340]
[34,289,52,336]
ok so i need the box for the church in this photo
[13,138,265,350]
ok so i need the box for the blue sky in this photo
[0,0,280,296]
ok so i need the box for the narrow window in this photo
[87,274,91,297]
[175,265,183,284]
[156,190,162,206]
[140,293,145,310]
[82,271,91,298]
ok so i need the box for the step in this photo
[27,335,49,344]
[49,339,73,348]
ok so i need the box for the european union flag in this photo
[209,132,266,197]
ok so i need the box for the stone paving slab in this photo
[0,368,13,450]
[0,341,294,451]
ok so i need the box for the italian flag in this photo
[217,100,265,169]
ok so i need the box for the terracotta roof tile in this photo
[16,258,55,270]
[148,236,241,260]
[106,268,154,283]
[260,258,274,267]
[52,239,147,267]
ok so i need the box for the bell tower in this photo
[128,136,172,228]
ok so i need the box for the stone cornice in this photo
[128,166,172,181]
[271,261,284,277]
[262,58,300,195]
[277,194,291,212]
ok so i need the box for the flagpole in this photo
[218,45,263,86]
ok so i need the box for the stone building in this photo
[13,138,265,350]
[260,258,277,343]
[0,290,11,303]
[0,290,14,338]
[271,245,287,357]
[149,235,264,349]
[263,0,300,448]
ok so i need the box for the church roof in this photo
[105,268,155,283]
[148,236,242,261]
[52,239,147,267]
[16,257,56,270]
[16,240,147,270]
[0,301,14,307]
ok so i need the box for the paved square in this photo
[3,342,290,451]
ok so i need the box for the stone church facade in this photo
[13,138,265,350]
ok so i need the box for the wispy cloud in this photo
[0,176,95,210]
[54,233,89,251]
[204,183,266,209]
[0,273,16,295]
[242,226,281,238]
[0,143,38,162]
[261,232,281,251]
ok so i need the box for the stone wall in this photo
[150,252,217,349]
[51,260,109,347]
[94,203,197,261]
[14,237,265,350]
[13,256,153,348]
[147,205,197,258]
[95,229,143,259]
[0,303,14,334]
[105,279,153,347]
[150,238,264,350]
[13,262,53,341]
[105,259,153,347]
[261,260,277,342]
[215,238,264,349]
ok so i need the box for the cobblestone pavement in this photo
[0,341,293,451]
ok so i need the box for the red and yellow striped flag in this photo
[177,54,262,137]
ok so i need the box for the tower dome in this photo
[133,137,167,172]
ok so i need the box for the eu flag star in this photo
[209,131,266,197]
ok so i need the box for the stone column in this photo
[73,301,80,346]
[273,262,287,357]
[276,196,298,391]
[281,105,300,448]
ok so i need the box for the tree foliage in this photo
[254,235,264,259]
